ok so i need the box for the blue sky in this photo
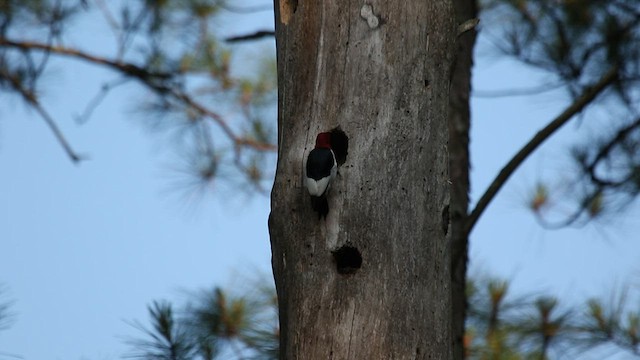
[0,61,272,358]
[1,2,640,360]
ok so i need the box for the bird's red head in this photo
[315,132,332,149]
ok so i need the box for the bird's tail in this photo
[310,195,329,219]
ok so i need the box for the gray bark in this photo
[269,1,456,358]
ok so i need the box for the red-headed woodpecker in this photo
[306,132,337,218]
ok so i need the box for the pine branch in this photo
[172,90,277,152]
[583,116,640,188]
[0,37,277,154]
[0,38,172,81]
[465,66,619,235]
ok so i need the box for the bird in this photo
[305,132,337,218]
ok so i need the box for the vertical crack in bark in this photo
[276,0,290,156]
[346,301,357,358]
[302,126,312,190]
[312,1,327,123]
[341,0,352,93]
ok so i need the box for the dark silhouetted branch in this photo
[0,38,172,81]
[466,66,619,235]
[226,30,275,43]
[584,117,640,188]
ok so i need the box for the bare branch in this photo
[226,30,275,43]
[0,37,173,81]
[0,68,85,163]
[173,90,277,152]
[0,37,277,154]
[466,66,619,235]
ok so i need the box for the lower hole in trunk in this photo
[332,246,362,275]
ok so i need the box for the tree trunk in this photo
[269,1,456,358]
[449,0,478,359]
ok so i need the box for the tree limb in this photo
[0,37,277,153]
[225,30,275,43]
[465,66,619,235]
[0,37,173,85]
[583,116,640,188]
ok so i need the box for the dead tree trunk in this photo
[269,1,456,358]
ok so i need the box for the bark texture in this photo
[269,1,456,358]
[449,0,478,359]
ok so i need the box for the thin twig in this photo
[0,68,84,163]
[533,191,600,230]
[75,77,130,124]
[220,3,273,14]
[94,0,120,35]
[465,66,619,235]
[0,350,24,359]
[473,81,565,98]
[584,116,640,188]
[226,30,275,43]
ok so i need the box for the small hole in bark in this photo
[332,246,362,275]
[329,127,349,166]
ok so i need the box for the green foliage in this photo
[0,0,81,34]
[129,276,640,359]
[129,284,278,360]
[126,301,200,360]
[466,276,640,359]
[580,291,640,355]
